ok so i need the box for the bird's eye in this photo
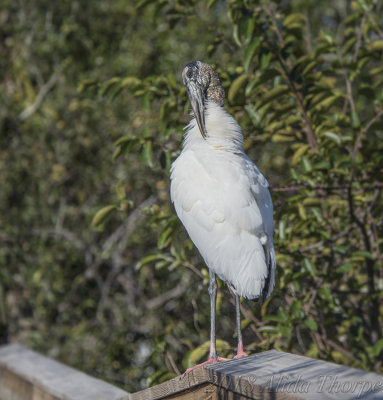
[186,69,193,79]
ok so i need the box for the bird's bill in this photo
[186,81,207,139]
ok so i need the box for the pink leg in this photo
[234,338,248,359]
[183,271,229,377]
[233,294,249,359]
[183,340,229,376]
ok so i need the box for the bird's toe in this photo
[233,351,249,359]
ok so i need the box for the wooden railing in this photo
[0,343,382,399]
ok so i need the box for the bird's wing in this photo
[170,148,275,299]
[171,149,270,236]
[244,155,274,241]
[244,156,276,301]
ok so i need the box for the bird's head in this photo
[182,61,225,139]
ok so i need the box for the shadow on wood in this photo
[0,344,382,400]
[132,350,383,400]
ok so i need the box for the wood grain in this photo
[1,344,382,400]
[205,350,383,400]
[132,350,383,400]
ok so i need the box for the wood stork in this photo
[170,61,276,373]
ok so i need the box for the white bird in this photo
[170,61,276,372]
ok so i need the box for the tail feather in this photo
[262,243,276,302]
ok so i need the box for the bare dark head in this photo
[182,61,225,138]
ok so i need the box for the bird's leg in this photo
[234,294,248,358]
[183,270,228,375]
[208,269,218,359]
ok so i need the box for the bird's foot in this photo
[233,350,249,359]
[182,355,229,377]
[233,339,248,359]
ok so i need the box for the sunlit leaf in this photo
[369,40,383,52]
[228,74,250,105]
[291,145,309,166]
[323,131,341,144]
[91,205,117,228]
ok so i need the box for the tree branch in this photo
[352,109,383,161]
[19,66,62,120]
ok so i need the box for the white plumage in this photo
[170,101,275,300]
[170,61,275,371]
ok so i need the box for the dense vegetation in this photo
[1,0,382,392]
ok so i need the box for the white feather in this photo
[170,101,275,300]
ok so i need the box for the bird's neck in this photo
[183,101,244,152]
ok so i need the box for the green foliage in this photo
[1,0,382,393]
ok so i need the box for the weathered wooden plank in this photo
[206,350,383,400]
[129,367,210,400]
[132,350,383,400]
[1,344,382,400]
[130,356,300,400]
[0,344,129,400]
[160,383,217,400]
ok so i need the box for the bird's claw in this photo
[233,350,249,359]
[181,355,229,377]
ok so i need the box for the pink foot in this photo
[182,355,229,376]
[234,350,249,359]
[233,339,248,359]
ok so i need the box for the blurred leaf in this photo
[99,77,121,98]
[260,51,272,68]
[207,0,218,9]
[91,205,117,228]
[298,203,307,220]
[148,370,176,387]
[304,318,318,331]
[303,258,316,277]
[372,339,383,356]
[301,156,312,172]
[116,180,126,201]
[257,86,289,109]
[336,262,352,273]
[369,40,383,51]
[243,38,261,71]
[136,253,167,270]
[158,226,173,249]
[323,131,341,144]
[351,110,360,128]
[351,250,374,260]
[283,13,305,27]
[258,325,280,333]
[141,140,154,168]
[244,105,260,126]
[291,145,309,166]
[77,79,98,93]
[228,74,250,105]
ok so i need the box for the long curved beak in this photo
[185,81,207,139]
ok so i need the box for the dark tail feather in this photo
[262,243,276,303]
